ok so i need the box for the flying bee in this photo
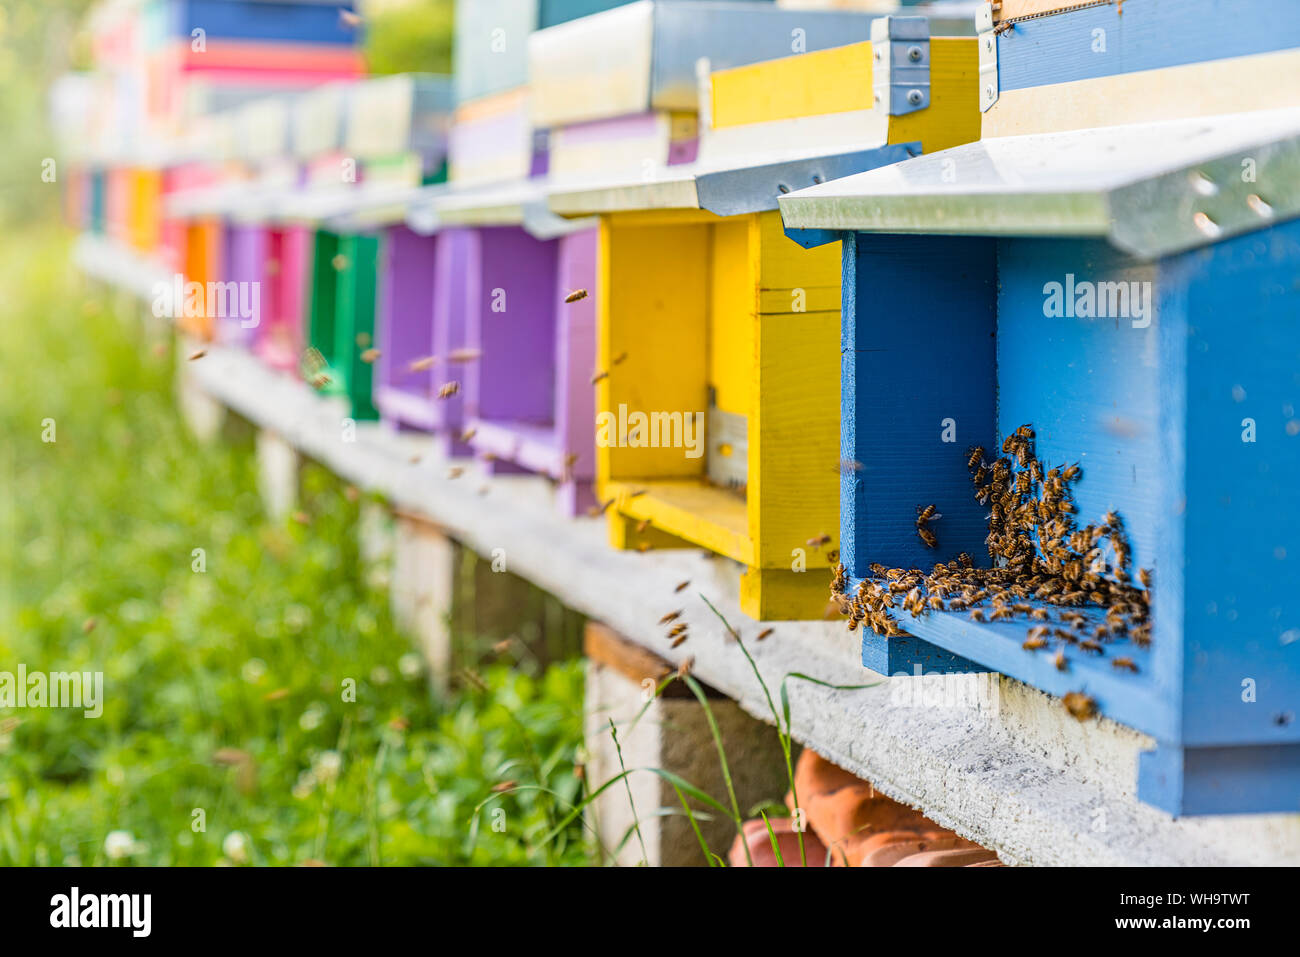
[1112,657,1139,673]
[918,526,938,549]
[1079,640,1104,655]
[300,346,328,381]
[670,633,689,648]
[407,355,437,373]
[1054,649,1068,671]
[807,533,832,550]
[611,351,628,366]
[448,348,482,363]
[360,348,381,364]
[1063,463,1082,482]
[1138,568,1153,590]
[1023,635,1048,651]
[916,504,938,526]
[564,288,589,303]
[590,370,609,385]
[188,348,207,361]
[437,381,460,399]
[1062,691,1097,721]
[756,627,774,641]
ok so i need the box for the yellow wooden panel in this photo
[886,37,982,154]
[130,169,162,251]
[753,211,840,303]
[749,308,841,571]
[711,41,873,129]
[605,479,753,565]
[597,214,710,484]
[709,217,753,417]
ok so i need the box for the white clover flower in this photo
[241,658,268,684]
[292,770,316,800]
[104,830,135,861]
[298,703,326,732]
[106,765,125,787]
[313,750,342,783]
[284,604,311,633]
[222,831,250,864]
[369,665,392,686]
[398,653,423,680]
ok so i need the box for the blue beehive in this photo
[780,0,1300,815]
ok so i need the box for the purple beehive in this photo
[463,224,597,514]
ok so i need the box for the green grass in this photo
[0,229,591,866]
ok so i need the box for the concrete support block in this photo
[255,428,301,522]
[175,340,226,443]
[583,622,789,867]
[358,499,395,590]
[391,515,459,695]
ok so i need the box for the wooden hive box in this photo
[779,0,1300,813]
[398,83,601,503]
[547,11,979,619]
[385,89,540,460]
[305,75,455,422]
[452,0,658,106]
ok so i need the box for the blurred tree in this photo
[363,0,455,76]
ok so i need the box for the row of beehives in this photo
[64,0,1300,817]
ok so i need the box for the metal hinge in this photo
[977,2,999,112]
[870,16,930,116]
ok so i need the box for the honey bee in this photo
[1054,649,1068,671]
[1062,691,1097,721]
[916,504,938,526]
[612,351,629,366]
[407,355,437,373]
[637,542,651,553]
[970,609,987,622]
[590,370,609,385]
[918,526,938,549]
[448,348,482,363]
[756,627,774,641]
[360,348,381,364]
[564,288,589,303]
[674,580,690,593]
[1023,635,1047,651]
[331,253,348,271]
[355,332,371,348]
[1079,640,1104,655]
[187,349,207,361]
[807,533,832,549]
[671,633,689,648]
[460,428,478,442]
[437,381,460,399]
[446,466,464,479]
[598,497,615,514]
[839,459,865,474]
[1063,463,1082,482]
[967,446,985,470]
[659,610,682,625]
[636,519,649,534]
[1112,657,1139,673]
[1138,568,1153,590]
[676,657,694,679]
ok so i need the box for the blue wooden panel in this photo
[1165,219,1300,748]
[841,233,997,579]
[861,633,984,676]
[996,238,1160,592]
[997,0,1300,93]
[176,0,361,45]
[1139,743,1300,816]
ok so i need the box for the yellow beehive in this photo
[551,27,980,620]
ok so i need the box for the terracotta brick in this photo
[729,817,828,867]
[859,835,981,867]
[893,847,1002,867]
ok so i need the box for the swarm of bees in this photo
[829,425,1154,708]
